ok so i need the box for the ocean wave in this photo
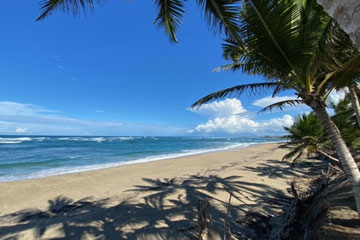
[0,141,256,182]
[120,143,251,165]
[58,137,104,142]
[34,137,48,141]
[0,138,284,182]
[114,137,134,141]
[0,137,32,144]
[90,137,105,142]
[57,136,135,142]
[58,137,88,141]
[0,140,23,144]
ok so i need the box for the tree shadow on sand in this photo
[0,174,294,239]
[242,159,323,179]
[314,179,360,239]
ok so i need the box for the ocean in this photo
[0,136,282,182]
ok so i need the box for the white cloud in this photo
[327,89,346,105]
[15,127,28,133]
[0,101,58,116]
[253,95,297,107]
[188,98,246,117]
[189,98,294,135]
[262,115,294,128]
[193,115,259,134]
[252,95,310,113]
[191,114,294,135]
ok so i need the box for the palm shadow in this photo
[315,179,360,239]
[0,173,293,239]
[242,159,323,179]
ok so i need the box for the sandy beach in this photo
[0,143,301,239]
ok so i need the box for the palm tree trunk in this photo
[317,0,360,50]
[348,85,360,127]
[311,100,360,217]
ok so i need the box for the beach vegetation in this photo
[191,0,360,217]
[283,90,360,166]
[330,92,360,151]
[282,112,331,166]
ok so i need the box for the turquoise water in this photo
[0,136,282,182]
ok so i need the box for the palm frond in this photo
[271,84,282,97]
[221,35,295,81]
[154,0,186,43]
[191,82,278,108]
[218,0,321,86]
[290,151,304,166]
[37,0,103,21]
[213,62,244,72]
[258,99,303,113]
[306,17,334,80]
[282,111,331,163]
[282,142,308,167]
[282,144,305,160]
[318,149,339,163]
[319,19,359,72]
[243,0,301,79]
[283,126,302,140]
[222,38,246,61]
[332,55,360,89]
[196,0,243,43]
[271,83,290,97]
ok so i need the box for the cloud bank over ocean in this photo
[188,98,294,135]
[4,94,344,136]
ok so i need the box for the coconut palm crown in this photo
[191,0,360,217]
[192,0,360,109]
[282,112,331,166]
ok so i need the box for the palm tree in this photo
[36,0,242,43]
[282,112,335,166]
[330,94,360,150]
[348,84,360,127]
[329,58,360,127]
[191,0,360,216]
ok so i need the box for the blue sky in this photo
[0,0,343,136]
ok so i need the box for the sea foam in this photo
[0,137,32,144]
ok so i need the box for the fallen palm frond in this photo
[270,164,346,240]
[198,199,211,240]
